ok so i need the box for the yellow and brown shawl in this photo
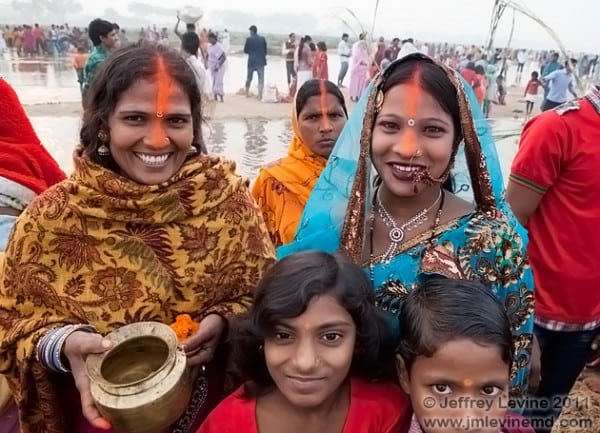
[0,148,275,433]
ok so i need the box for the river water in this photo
[1,54,523,184]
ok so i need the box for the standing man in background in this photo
[337,33,351,87]
[244,25,267,100]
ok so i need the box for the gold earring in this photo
[97,130,109,143]
[375,90,384,112]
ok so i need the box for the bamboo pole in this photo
[491,0,584,91]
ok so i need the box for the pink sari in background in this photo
[349,40,369,100]
[208,42,226,97]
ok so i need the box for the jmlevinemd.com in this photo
[421,416,594,431]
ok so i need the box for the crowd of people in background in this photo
[0,13,599,433]
[1,21,598,117]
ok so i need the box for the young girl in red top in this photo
[395,278,535,433]
[313,41,329,80]
[198,251,412,433]
[524,71,541,118]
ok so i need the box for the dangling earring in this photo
[97,130,110,156]
[187,146,198,155]
[97,144,110,156]
[258,344,264,353]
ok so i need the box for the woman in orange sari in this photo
[252,79,347,247]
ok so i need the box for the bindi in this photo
[152,56,172,148]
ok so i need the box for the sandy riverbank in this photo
[22,85,533,121]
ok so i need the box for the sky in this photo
[4,0,599,52]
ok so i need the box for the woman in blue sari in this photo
[278,53,534,401]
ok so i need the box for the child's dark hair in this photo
[231,250,396,397]
[531,71,539,79]
[398,278,513,373]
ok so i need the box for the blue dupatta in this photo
[278,53,533,400]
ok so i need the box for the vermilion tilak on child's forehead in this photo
[318,80,331,130]
[401,68,422,157]
[152,56,172,148]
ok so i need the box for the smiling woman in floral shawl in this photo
[0,43,275,433]
[278,53,534,402]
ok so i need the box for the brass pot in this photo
[86,322,192,433]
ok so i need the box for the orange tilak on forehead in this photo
[152,56,172,148]
[318,80,331,129]
[401,67,422,157]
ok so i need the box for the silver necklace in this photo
[376,188,443,263]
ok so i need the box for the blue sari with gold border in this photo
[278,54,534,401]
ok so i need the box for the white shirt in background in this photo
[338,40,351,62]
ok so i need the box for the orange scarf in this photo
[252,105,327,246]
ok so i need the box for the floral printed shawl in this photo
[0,148,275,433]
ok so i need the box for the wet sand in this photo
[22,84,533,121]
[552,368,600,432]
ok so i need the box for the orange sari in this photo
[251,106,327,247]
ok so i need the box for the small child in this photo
[313,41,328,80]
[497,73,506,105]
[72,46,88,95]
[198,250,411,433]
[523,71,541,118]
[396,278,535,433]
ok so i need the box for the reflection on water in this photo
[1,55,340,104]
[0,53,540,106]
[29,116,520,186]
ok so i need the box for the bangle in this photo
[54,324,96,373]
[37,324,97,373]
[36,327,62,365]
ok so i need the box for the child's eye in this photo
[274,332,293,340]
[481,386,503,397]
[321,332,342,343]
[432,384,452,395]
